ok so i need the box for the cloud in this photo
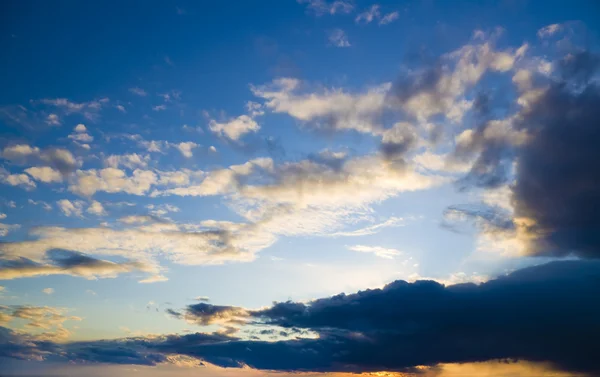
[298,0,354,16]
[0,250,156,281]
[4,261,599,374]
[347,245,401,259]
[153,105,167,111]
[168,303,249,326]
[0,223,20,237]
[28,199,52,211]
[25,166,62,183]
[355,4,380,24]
[2,144,78,175]
[42,288,54,295]
[38,97,108,122]
[251,78,389,134]
[0,168,36,190]
[328,29,351,47]
[68,123,94,143]
[87,201,107,216]
[451,51,600,259]
[56,199,86,217]
[379,11,399,25]
[45,113,61,126]
[174,142,198,158]
[538,23,563,38]
[129,87,147,96]
[209,115,260,142]
[104,153,150,170]
[69,168,157,197]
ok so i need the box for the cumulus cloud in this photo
[1,144,78,175]
[69,168,157,197]
[0,305,81,341]
[209,115,260,142]
[25,166,62,183]
[0,168,36,190]
[87,201,107,216]
[56,199,86,217]
[174,142,198,158]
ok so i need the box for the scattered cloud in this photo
[328,29,351,47]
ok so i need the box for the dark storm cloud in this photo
[5,261,597,374]
[453,51,600,258]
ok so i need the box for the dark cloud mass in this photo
[2,261,599,374]
[451,51,600,258]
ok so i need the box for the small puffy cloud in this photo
[56,199,85,217]
[347,244,401,259]
[38,97,108,122]
[45,113,61,126]
[74,124,87,133]
[129,87,147,96]
[25,166,62,183]
[209,146,217,153]
[28,199,52,211]
[153,105,167,111]
[87,200,107,216]
[328,28,351,47]
[115,104,126,112]
[174,142,198,158]
[209,115,260,142]
[0,213,5,220]
[42,288,54,295]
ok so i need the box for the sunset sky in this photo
[1,1,600,376]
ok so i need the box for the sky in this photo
[1,0,600,376]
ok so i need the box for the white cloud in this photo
[0,168,36,190]
[2,144,78,175]
[87,200,107,216]
[153,105,167,111]
[129,87,147,96]
[209,115,260,142]
[57,199,85,217]
[0,223,20,237]
[45,113,61,126]
[116,105,126,112]
[104,153,150,169]
[25,166,62,183]
[69,168,157,197]
[28,199,52,211]
[251,78,389,134]
[174,142,198,158]
[38,97,108,121]
[537,23,562,38]
[348,245,401,259]
[139,274,169,284]
[0,213,5,220]
[379,11,399,25]
[42,288,54,295]
[355,4,380,24]
[298,0,354,16]
[328,28,351,47]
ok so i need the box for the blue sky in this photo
[1,1,600,376]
